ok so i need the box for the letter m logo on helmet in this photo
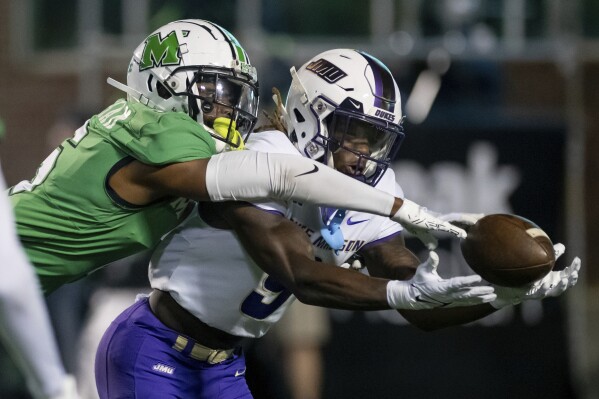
[139,31,181,71]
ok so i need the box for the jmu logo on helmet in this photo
[306,58,347,84]
[139,31,182,71]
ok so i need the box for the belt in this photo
[149,289,242,363]
[172,335,235,364]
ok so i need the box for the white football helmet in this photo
[108,19,259,150]
[285,49,405,185]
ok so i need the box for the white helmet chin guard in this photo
[108,19,259,149]
[285,49,405,186]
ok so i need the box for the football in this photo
[460,214,555,287]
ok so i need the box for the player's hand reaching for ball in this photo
[392,199,468,250]
[386,251,497,310]
[490,243,581,309]
[436,212,485,227]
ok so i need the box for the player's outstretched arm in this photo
[211,201,391,310]
[112,151,465,246]
[210,202,492,311]
[203,151,466,244]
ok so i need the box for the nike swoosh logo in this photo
[414,295,437,304]
[414,296,449,307]
[412,284,449,307]
[295,164,319,177]
[235,368,246,377]
[347,217,369,225]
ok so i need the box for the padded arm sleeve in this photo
[205,150,395,216]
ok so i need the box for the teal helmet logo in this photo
[139,31,182,71]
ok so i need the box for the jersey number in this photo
[10,101,131,195]
[240,274,292,320]
[10,124,88,194]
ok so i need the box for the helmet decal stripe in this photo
[207,23,249,64]
[222,28,249,64]
[196,24,218,40]
[358,51,395,112]
[183,20,250,64]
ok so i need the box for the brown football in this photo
[460,214,555,287]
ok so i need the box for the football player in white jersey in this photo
[94,50,580,398]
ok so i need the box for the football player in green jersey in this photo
[9,20,465,294]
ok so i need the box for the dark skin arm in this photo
[107,159,405,213]
[202,201,496,327]
[202,201,394,310]
[108,159,211,204]
[361,234,498,331]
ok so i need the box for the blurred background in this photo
[0,0,598,398]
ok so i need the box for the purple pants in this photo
[95,296,252,398]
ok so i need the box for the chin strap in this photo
[289,67,310,105]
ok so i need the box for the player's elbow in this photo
[291,290,312,305]
[291,288,322,307]
[286,270,323,306]
[286,273,319,305]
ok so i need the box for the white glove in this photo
[386,251,496,310]
[392,199,467,249]
[436,212,485,226]
[490,243,581,309]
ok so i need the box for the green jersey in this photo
[9,99,217,293]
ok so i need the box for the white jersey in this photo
[149,130,404,338]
